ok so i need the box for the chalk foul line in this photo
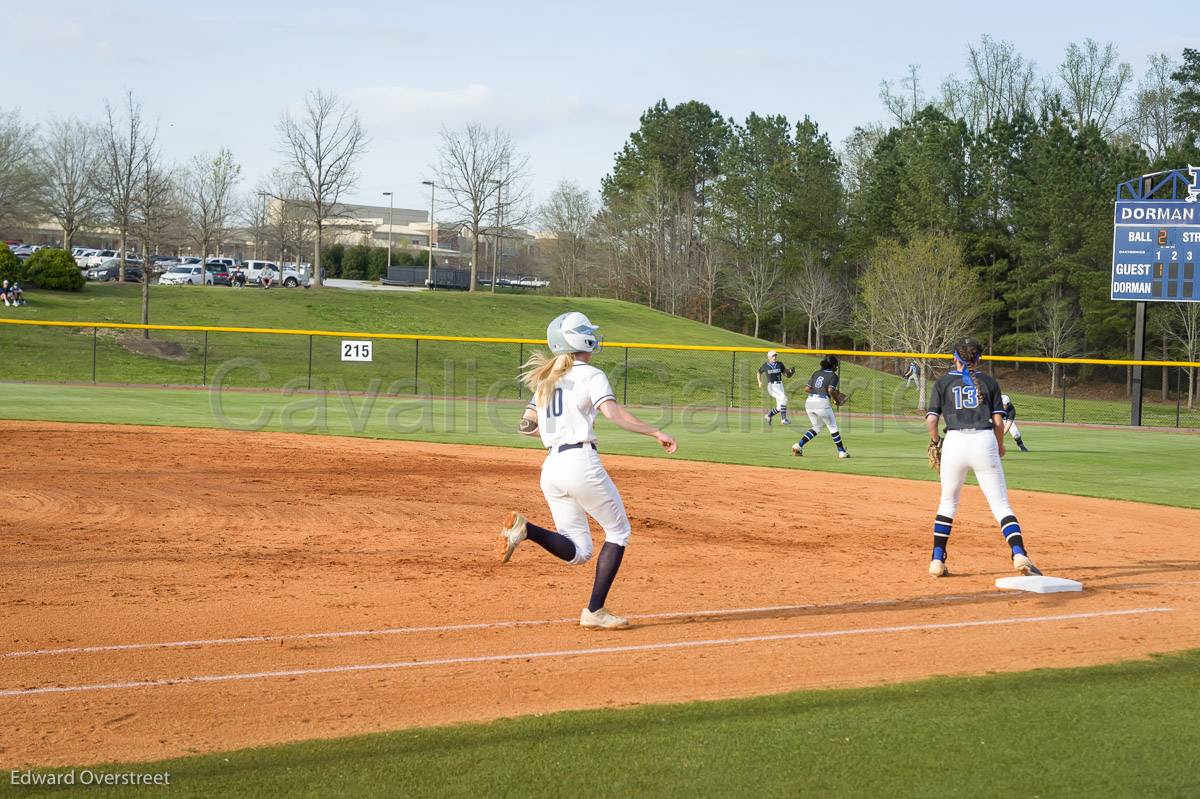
[0,607,1172,698]
[0,592,1037,660]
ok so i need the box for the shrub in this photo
[24,248,85,291]
[342,244,370,279]
[0,247,24,284]
[321,243,344,278]
[367,247,389,280]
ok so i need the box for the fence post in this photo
[1177,367,1182,429]
[518,342,524,398]
[623,347,629,405]
[306,335,313,390]
[91,327,97,383]
[1061,369,1067,423]
[202,331,208,386]
[729,351,736,407]
[414,339,420,386]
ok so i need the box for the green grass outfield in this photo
[0,283,1195,427]
[9,651,1200,798]
[1,382,1196,508]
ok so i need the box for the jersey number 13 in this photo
[951,385,979,410]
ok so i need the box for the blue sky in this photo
[3,0,1190,215]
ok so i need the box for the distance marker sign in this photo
[1111,199,1200,302]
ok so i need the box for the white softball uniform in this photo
[1006,420,1023,440]
[767,382,788,411]
[936,429,1014,523]
[530,362,631,564]
[804,396,839,433]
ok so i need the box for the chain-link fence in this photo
[1,321,1197,430]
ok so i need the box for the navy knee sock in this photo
[525,521,576,562]
[932,515,953,561]
[796,429,817,448]
[587,542,625,612]
[831,431,846,452]
[1000,515,1026,556]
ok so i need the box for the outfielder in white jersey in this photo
[925,337,1041,578]
[496,312,678,630]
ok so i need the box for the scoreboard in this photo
[1111,199,1200,302]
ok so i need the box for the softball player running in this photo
[790,355,850,458]
[925,337,1041,578]
[1001,394,1031,452]
[497,311,678,630]
[757,350,795,425]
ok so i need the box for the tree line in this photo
[537,40,1200,406]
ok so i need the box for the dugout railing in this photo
[0,319,1197,430]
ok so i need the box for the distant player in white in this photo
[904,360,919,388]
[496,311,678,630]
[926,337,1041,578]
[757,349,795,425]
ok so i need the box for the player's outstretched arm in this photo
[598,400,677,453]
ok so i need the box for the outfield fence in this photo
[0,318,1197,430]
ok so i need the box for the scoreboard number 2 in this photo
[341,340,373,362]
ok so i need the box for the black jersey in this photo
[758,360,788,383]
[928,370,1004,431]
[1003,400,1017,421]
[806,368,839,398]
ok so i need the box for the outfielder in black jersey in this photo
[790,355,849,458]
[1001,394,1030,452]
[925,337,1040,578]
[757,349,795,425]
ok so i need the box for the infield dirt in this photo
[2,422,1198,767]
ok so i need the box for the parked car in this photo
[158,265,214,285]
[207,267,232,286]
[75,248,99,267]
[87,262,145,282]
[82,249,120,268]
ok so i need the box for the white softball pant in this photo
[804,396,838,433]
[1006,420,1022,440]
[767,382,788,411]
[540,446,631,565]
[937,429,1014,522]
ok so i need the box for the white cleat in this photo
[838,451,851,459]
[580,607,630,630]
[781,418,792,425]
[929,559,948,577]
[496,511,527,564]
[764,413,773,426]
[1013,554,1043,576]
[791,443,803,457]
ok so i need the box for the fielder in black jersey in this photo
[1000,394,1030,452]
[757,349,795,425]
[790,355,850,458]
[925,337,1040,578]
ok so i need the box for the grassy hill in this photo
[0,284,1194,428]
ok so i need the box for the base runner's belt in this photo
[547,442,597,453]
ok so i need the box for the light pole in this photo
[382,191,393,272]
[256,191,270,261]
[421,180,435,290]
[488,179,502,295]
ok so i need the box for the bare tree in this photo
[96,93,153,281]
[722,232,782,340]
[879,64,925,126]
[277,89,366,288]
[134,150,179,335]
[38,117,101,251]
[855,233,983,408]
[1160,302,1200,409]
[1130,53,1182,161]
[0,108,42,227]
[1035,286,1081,396]
[434,123,530,292]
[182,148,241,284]
[241,191,271,260]
[259,168,313,265]
[789,250,850,349]
[1057,39,1133,134]
[538,180,594,296]
[960,35,1039,130]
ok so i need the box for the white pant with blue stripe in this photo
[937,429,1014,523]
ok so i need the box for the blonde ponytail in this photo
[521,350,575,408]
